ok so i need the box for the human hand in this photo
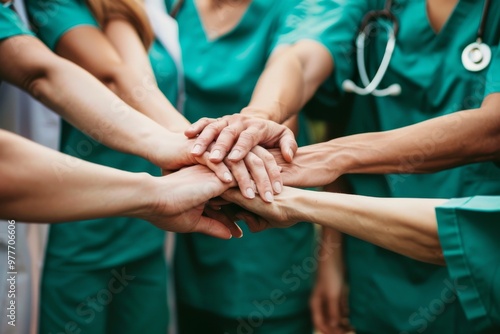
[269,143,345,188]
[310,231,350,334]
[154,133,236,184]
[219,186,305,232]
[185,114,298,164]
[136,165,242,239]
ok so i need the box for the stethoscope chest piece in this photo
[462,41,491,72]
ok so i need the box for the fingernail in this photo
[191,144,202,155]
[273,181,282,193]
[223,172,232,182]
[246,188,255,199]
[229,150,240,160]
[265,191,274,203]
[210,150,221,160]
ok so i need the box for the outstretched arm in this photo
[223,187,446,265]
[280,93,500,187]
[0,130,239,239]
[0,35,195,171]
[57,22,190,132]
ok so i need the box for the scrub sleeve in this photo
[436,196,500,334]
[168,1,314,332]
[0,3,32,41]
[26,1,177,333]
[291,1,500,333]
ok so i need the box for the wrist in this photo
[116,172,155,219]
[241,103,284,123]
[126,172,160,219]
[324,138,359,177]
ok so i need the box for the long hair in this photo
[86,0,154,50]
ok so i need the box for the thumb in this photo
[279,130,298,163]
[191,216,232,239]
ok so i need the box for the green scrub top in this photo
[292,0,500,333]
[26,0,179,271]
[167,0,315,318]
[0,3,32,41]
[436,196,500,334]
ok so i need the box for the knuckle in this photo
[250,156,265,168]
[269,168,281,179]
[221,126,239,138]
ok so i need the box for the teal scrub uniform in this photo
[436,196,500,334]
[26,1,179,333]
[166,0,314,332]
[0,3,32,41]
[291,0,500,333]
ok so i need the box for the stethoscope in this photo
[343,0,492,97]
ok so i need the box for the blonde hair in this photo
[86,0,154,49]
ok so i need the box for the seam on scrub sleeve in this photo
[436,197,493,331]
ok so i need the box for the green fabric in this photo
[27,0,98,50]
[149,39,179,105]
[436,196,500,334]
[0,3,32,41]
[24,0,179,271]
[177,302,313,334]
[26,1,179,332]
[40,251,168,334]
[292,0,500,333]
[168,0,315,319]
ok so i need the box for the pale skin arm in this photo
[1,34,247,184]
[0,34,197,171]
[186,41,333,163]
[222,187,447,265]
[280,93,500,187]
[0,129,242,239]
[56,24,190,133]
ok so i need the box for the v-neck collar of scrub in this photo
[419,0,477,46]
[191,0,256,42]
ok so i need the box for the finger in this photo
[191,119,229,156]
[227,126,262,161]
[204,206,243,238]
[234,210,265,232]
[244,152,274,203]
[209,123,249,162]
[327,296,341,331]
[251,146,282,194]
[225,159,256,200]
[279,128,298,163]
[185,117,217,138]
[220,190,273,232]
[209,197,232,206]
[310,295,329,334]
[191,216,233,239]
[196,152,233,183]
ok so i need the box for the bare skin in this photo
[0,130,241,239]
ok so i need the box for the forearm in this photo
[110,68,190,132]
[327,94,500,176]
[0,130,151,222]
[243,41,333,123]
[0,35,186,166]
[31,58,187,165]
[292,189,446,265]
[103,20,190,132]
[318,227,343,269]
